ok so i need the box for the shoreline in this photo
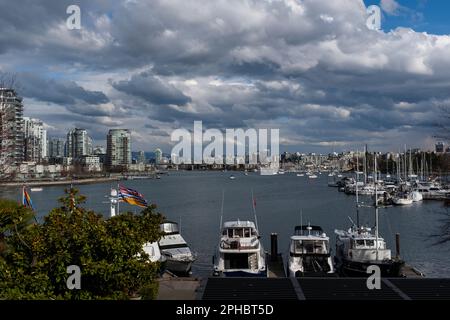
[1,177,121,187]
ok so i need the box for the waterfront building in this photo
[106,129,131,169]
[49,138,65,158]
[154,148,162,165]
[66,128,93,158]
[0,88,24,167]
[23,117,47,162]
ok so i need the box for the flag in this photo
[22,186,34,210]
[118,185,148,208]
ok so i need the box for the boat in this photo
[229,175,236,180]
[287,225,334,277]
[259,166,278,176]
[213,220,267,277]
[308,174,318,179]
[30,187,43,192]
[159,221,196,275]
[334,226,404,277]
[334,153,404,277]
[392,192,413,205]
[297,173,305,177]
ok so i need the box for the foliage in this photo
[0,188,164,299]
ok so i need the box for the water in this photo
[2,171,449,278]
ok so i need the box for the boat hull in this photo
[165,257,194,275]
[335,257,404,277]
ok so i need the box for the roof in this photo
[223,221,256,228]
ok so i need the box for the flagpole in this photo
[117,183,120,215]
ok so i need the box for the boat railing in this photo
[220,237,259,250]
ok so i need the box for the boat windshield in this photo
[291,240,327,254]
[223,228,256,238]
[354,239,377,248]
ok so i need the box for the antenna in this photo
[219,189,225,232]
[251,189,259,230]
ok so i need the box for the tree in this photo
[0,188,164,299]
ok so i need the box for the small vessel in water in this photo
[229,175,236,180]
[30,187,43,192]
[213,220,267,277]
[287,225,334,277]
[308,174,318,179]
[392,192,413,205]
[159,221,196,275]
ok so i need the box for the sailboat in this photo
[334,153,404,277]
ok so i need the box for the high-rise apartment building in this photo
[23,117,47,162]
[66,128,92,158]
[106,129,131,168]
[0,88,24,167]
[49,137,65,158]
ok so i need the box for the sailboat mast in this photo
[374,153,379,260]
[219,189,224,233]
[251,189,259,230]
[356,150,360,228]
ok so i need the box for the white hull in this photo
[393,198,413,205]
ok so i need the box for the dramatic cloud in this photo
[0,0,448,152]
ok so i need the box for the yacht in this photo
[213,220,267,277]
[334,226,404,277]
[287,225,334,277]
[159,221,196,275]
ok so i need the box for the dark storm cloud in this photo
[19,73,109,105]
[111,71,191,106]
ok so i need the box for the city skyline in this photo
[1,1,450,153]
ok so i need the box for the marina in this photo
[1,170,449,279]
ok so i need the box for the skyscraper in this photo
[0,88,24,167]
[66,128,92,159]
[154,148,162,165]
[23,117,47,162]
[106,129,131,169]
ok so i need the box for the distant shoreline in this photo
[1,177,121,187]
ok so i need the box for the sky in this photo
[0,0,449,153]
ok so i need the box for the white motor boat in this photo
[392,193,413,205]
[213,220,267,277]
[287,225,334,277]
[159,221,196,274]
[309,174,318,179]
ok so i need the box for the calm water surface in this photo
[1,171,449,277]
